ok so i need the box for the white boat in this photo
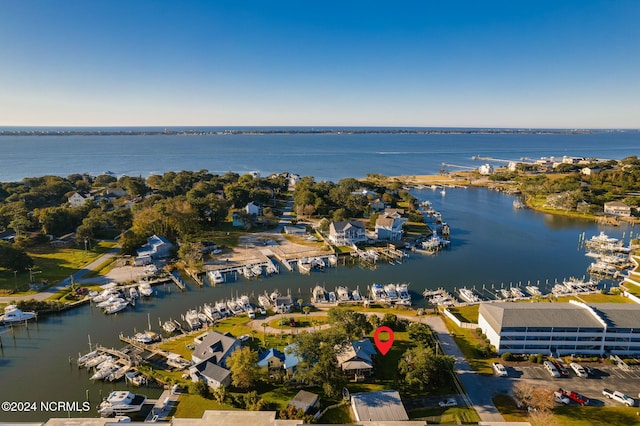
[92,289,116,303]
[125,371,147,387]
[384,284,398,300]
[128,287,139,299]
[525,285,541,296]
[97,296,125,309]
[226,300,243,316]
[370,284,387,301]
[84,354,110,369]
[0,305,37,324]
[513,200,525,209]
[239,295,252,311]
[104,300,128,315]
[266,263,279,275]
[397,283,411,302]
[257,294,272,310]
[251,265,263,276]
[499,289,511,299]
[207,270,225,284]
[351,289,362,301]
[336,286,351,302]
[588,261,618,276]
[138,282,153,297]
[162,320,177,334]
[242,266,254,279]
[510,287,525,298]
[203,304,221,322]
[298,258,311,274]
[328,292,336,303]
[184,310,202,329]
[311,257,325,270]
[328,255,338,266]
[97,391,147,417]
[91,362,119,380]
[215,301,229,317]
[133,332,154,344]
[312,286,327,303]
[197,312,209,324]
[77,350,99,366]
[458,288,481,303]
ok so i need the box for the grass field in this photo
[447,305,480,323]
[0,241,117,293]
[442,317,493,375]
[407,406,481,424]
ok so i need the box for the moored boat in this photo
[0,305,37,324]
[97,391,147,417]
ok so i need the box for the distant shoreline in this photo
[1,128,634,137]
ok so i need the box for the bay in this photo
[0,130,638,421]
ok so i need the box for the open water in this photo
[0,130,638,421]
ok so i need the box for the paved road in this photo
[0,248,120,303]
[421,315,506,423]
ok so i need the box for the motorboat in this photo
[242,266,254,279]
[128,287,139,299]
[510,287,525,298]
[312,285,327,303]
[328,255,338,266]
[138,282,153,297]
[311,257,325,270]
[104,300,128,315]
[133,332,154,344]
[458,288,481,303]
[84,354,110,369]
[351,289,362,301]
[92,289,116,303]
[251,264,263,276]
[77,350,99,367]
[184,310,201,329]
[298,258,311,274]
[207,270,225,284]
[97,391,147,417]
[226,300,243,316]
[328,291,337,303]
[397,283,411,302]
[266,263,278,275]
[499,289,511,299]
[370,284,387,301]
[0,305,37,324]
[125,371,147,387]
[384,284,398,300]
[162,320,177,334]
[258,294,272,309]
[215,301,230,317]
[239,295,252,311]
[525,285,541,296]
[336,286,351,302]
[203,304,221,322]
[90,362,119,381]
[96,296,125,309]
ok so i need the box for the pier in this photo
[167,270,186,291]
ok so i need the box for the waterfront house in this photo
[284,225,307,235]
[369,198,386,213]
[274,294,294,313]
[375,215,406,242]
[328,220,367,246]
[191,330,240,366]
[68,191,93,208]
[478,301,640,357]
[50,232,76,248]
[337,338,376,380]
[604,201,632,217]
[257,348,286,373]
[478,163,494,175]
[288,390,320,416]
[581,167,601,176]
[135,234,174,265]
[189,360,231,390]
[383,208,405,219]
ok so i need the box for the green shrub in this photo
[501,352,514,361]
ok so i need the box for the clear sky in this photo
[1,0,639,128]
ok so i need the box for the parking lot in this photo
[509,363,640,407]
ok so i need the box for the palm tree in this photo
[262,323,268,346]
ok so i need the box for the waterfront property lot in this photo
[512,363,640,407]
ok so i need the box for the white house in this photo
[478,164,494,175]
[328,221,367,246]
[245,202,261,217]
[604,201,631,217]
[581,167,600,176]
[68,192,93,208]
[135,235,174,265]
[189,360,231,390]
[375,215,406,241]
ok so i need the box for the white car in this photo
[238,334,250,342]
[544,360,560,378]
[438,398,457,407]
[554,391,570,405]
[492,362,508,377]
[570,362,588,378]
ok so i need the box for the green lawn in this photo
[442,317,493,375]
[492,394,529,422]
[555,292,636,304]
[0,240,116,293]
[553,406,640,426]
[447,305,480,323]
[408,406,481,424]
[318,404,353,424]
[173,394,237,418]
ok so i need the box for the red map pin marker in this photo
[374,326,394,356]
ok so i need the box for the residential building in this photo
[581,167,600,176]
[288,390,320,416]
[189,360,231,390]
[478,301,640,357]
[375,215,406,241]
[351,390,409,422]
[283,343,301,377]
[257,348,285,372]
[50,233,76,248]
[328,220,367,245]
[337,339,376,379]
[478,163,494,175]
[135,234,174,265]
[368,198,386,213]
[604,201,632,217]
[192,330,240,365]
[245,202,262,217]
[383,208,405,219]
[68,191,93,207]
[284,225,307,235]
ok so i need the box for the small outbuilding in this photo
[289,390,320,416]
[350,390,409,422]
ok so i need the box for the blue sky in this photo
[1,1,638,128]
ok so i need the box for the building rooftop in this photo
[289,390,320,413]
[192,330,239,365]
[351,390,409,422]
[479,302,603,332]
[591,303,640,329]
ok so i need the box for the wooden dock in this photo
[167,270,186,291]
[145,388,180,422]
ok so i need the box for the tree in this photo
[212,384,227,404]
[0,241,34,271]
[398,346,455,391]
[512,382,555,413]
[226,347,261,389]
[327,308,372,339]
[192,378,211,398]
[407,322,434,346]
[381,313,406,331]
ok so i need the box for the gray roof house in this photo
[192,330,240,366]
[337,339,376,379]
[328,220,367,246]
[189,360,231,390]
[351,390,409,422]
[288,390,320,415]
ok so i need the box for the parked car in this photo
[553,391,570,405]
[554,360,570,377]
[544,360,561,378]
[569,362,589,378]
[602,389,634,407]
[558,388,589,405]
[438,398,458,407]
[492,362,508,377]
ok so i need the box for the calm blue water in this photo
[0,130,638,421]
[1,131,639,182]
